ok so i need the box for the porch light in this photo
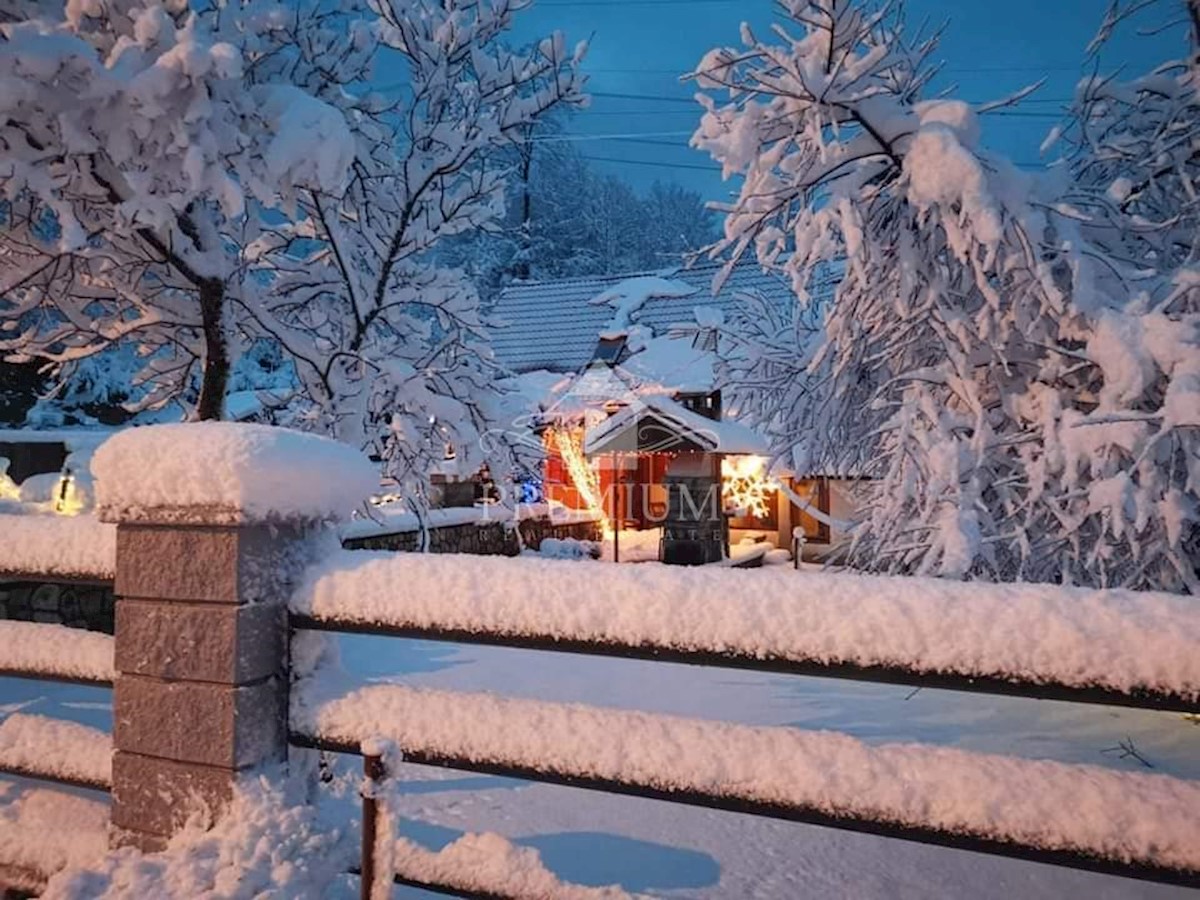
[53,470,84,516]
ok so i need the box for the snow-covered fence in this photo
[0,620,113,796]
[290,559,1200,893]
[289,654,1200,894]
[0,514,116,583]
[0,622,113,895]
[292,552,1200,713]
[2,422,1198,896]
[0,423,379,893]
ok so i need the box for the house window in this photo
[592,336,627,365]
[790,477,831,543]
[677,390,721,420]
[692,329,718,352]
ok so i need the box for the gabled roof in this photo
[584,396,768,457]
[490,260,792,374]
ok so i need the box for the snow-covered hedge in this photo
[292,553,1200,701]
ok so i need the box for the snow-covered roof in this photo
[583,396,768,457]
[224,388,293,422]
[490,260,791,374]
[0,428,112,449]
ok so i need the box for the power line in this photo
[527,129,694,142]
[593,89,1073,108]
[540,0,735,5]
[580,154,717,171]
[586,64,1084,75]
[593,90,695,104]
[579,153,1055,173]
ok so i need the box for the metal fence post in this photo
[361,751,387,900]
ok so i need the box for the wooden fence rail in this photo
[290,613,1200,715]
[0,759,111,795]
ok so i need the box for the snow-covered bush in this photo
[691,0,1198,592]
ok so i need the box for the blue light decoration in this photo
[517,473,544,504]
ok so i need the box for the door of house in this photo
[789,477,831,543]
[626,454,670,529]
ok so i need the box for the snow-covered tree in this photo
[239,0,587,496]
[1042,0,1200,590]
[692,0,1198,592]
[444,141,720,302]
[641,180,719,259]
[0,0,358,419]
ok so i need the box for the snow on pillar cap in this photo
[93,423,379,526]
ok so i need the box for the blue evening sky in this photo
[493,0,1185,200]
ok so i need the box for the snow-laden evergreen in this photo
[691,0,1199,592]
[440,124,721,301]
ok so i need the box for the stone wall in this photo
[0,580,115,632]
[343,515,603,554]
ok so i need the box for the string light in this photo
[550,426,613,538]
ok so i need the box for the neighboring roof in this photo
[620,333,717,395]
[583,396,768,457]
[0,428,111,450]
[490,260,792,374]
[224,389,293,422]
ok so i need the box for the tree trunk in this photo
[195,278,228,421]
[513,144,534,281]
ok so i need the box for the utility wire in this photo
[584,65,1086,74]
[526,129,694,142]
[580,154,717,171]
[539,0,738,5]
[592,89,1073,108]
[578,153,1053,172]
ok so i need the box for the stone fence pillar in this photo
[92,423,376,850]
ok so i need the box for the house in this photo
[489,260,860,563]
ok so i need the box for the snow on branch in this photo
[238,0,588,499]
[292,553,1200,701]
[292,679,1200,874]
[0,515,115,581]
[0,713,112,790]
[0,622,113,685]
